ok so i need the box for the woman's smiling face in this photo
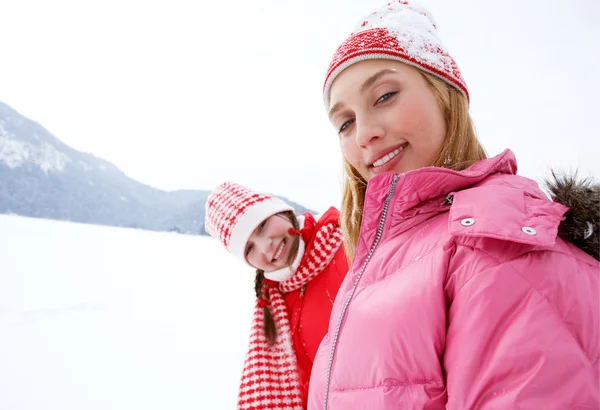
[245,213,295,272]
[329,59,447,181]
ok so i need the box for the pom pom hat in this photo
[205,182,293,265]
[323,0,469,108]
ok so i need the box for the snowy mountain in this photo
[0,214,252,409]
[0,101,312,234]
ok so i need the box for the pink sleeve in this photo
[443,248,599,409]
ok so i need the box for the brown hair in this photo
[253,210,300,345]
[340,71,487,262]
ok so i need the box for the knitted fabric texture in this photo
[323,0,468,108]
[237,214,343,409]
[205,182,293,264]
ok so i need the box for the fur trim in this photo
[545,172,599,261]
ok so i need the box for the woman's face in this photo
[328,60,447,181]
[245,214,295,272]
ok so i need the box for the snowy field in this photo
[0,214,256,409]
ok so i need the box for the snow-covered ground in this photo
[0,214,256,409]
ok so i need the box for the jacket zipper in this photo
[323,174,400,409]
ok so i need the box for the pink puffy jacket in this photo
[308,150,599,409]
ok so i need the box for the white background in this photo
[1,0,598,211]
[1,214,253,409]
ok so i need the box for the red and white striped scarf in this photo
[237,214,343,410]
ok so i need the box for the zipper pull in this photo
[386,174,401,201]
[300,284,306,298]
[443,194,454,205]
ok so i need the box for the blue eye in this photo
[376,91,398,104]
[338,119,355,134]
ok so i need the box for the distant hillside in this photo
[0,101,313,235]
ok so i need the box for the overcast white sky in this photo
[1,0,598,211]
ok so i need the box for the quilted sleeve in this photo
[443,245,599,409]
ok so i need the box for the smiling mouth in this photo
[272,239,285,262]
[371,144,407,168]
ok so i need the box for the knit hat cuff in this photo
[323,27,469,109]
[229,197,294,263]
[323,50,469,109]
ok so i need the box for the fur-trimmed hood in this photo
[545,173,599,261]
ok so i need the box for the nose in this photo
[256,236,273,256]
[355,114,384,148]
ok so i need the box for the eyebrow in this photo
[328,68,397,119]
[360,68,397,94]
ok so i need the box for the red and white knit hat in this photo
[205,182,293,264]
[323,0,468,108]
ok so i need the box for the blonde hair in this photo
[340,71,487,262]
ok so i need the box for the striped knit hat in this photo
[323,0,468,108]
[205,182,293,265]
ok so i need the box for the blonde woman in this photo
[308,1,599,409]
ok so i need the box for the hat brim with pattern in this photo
[205,182,294,266]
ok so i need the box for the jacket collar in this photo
[366,149,517,213]
[361,150,517,227]
[356,150,567,258]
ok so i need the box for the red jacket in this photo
[282,207,349,407]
